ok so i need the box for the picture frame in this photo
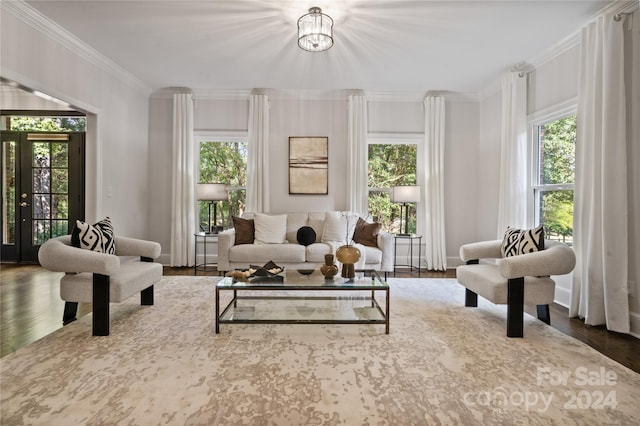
[289,136,328,195]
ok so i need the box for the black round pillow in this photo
[296,226,316,246]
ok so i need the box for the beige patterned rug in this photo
[1,277,639,425]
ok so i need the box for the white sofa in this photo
[217,211,394,275]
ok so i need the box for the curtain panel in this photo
[496,72,528,238]
[570,14,630,333]
[170,92,196,266]
[422,96,447,271]
[347,94,368,215]
[246,93,270,213]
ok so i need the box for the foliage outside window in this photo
[7,116,86,132]
[198,140,247,231]
[533,114,576,245]
[368,143,418,234]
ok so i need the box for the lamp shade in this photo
[196,183,227,201]
[390,185,421,203]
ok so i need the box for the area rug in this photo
[1,277,639,425]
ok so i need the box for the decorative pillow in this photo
[353,217,381,248]
[501,225,544,257]
[296,226,316,246]
[321,212,357,244]
[232,216,255,245]
[71,217,115,254]
[253,213,287,245]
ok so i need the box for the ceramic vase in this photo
[320,253,339,279]
[335,245,361,279]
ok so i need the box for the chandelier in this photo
[297,7,334,52]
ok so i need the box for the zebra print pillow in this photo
[501,225,544,257]
[71,217,116,254]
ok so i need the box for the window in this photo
[367,139,418,234]
[197,135,247,232]
[531,113,576,245]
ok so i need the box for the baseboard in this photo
[554,285,571,309]
[631,311,640,339]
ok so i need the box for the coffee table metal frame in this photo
[215,270,389,334]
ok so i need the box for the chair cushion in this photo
[60,259,162,303]
[353,217,381,247]
[501,225,544,257]
[254,213,287,244]
[232,217,254,245]
[457,264,555,305]
[305,243,332,263]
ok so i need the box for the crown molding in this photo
[2,0,152,96]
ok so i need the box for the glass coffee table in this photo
[215,269,389,334]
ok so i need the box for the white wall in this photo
[148,94,482,266]
[1,7,152,238]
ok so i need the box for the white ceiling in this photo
[21,1,618,95]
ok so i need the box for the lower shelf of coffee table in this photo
[218,295,387,328]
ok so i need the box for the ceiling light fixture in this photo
[297,7,333,52]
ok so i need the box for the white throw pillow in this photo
[253,213,287,244]
[321,212,357,244]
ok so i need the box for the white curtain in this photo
[347,94,368,215]
[570,14,629,333]
[246,92,270,213]
[422,96,447,271]
[170,92,196,266]
[496,72,528,237]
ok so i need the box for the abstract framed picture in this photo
[289,137,328,195]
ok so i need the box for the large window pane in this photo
[368,144,417,234]
[199,140,247,231]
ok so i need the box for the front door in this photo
[1,131,85,262]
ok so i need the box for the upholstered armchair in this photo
[456,239,575,337]
[38,235,162,336]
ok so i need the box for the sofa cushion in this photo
[353,217,381,247]
[254,213,287,244]
[296,226,316,246]
[232,216,255,245]
[305,243,333,263]
[230,243,306,263]
[308,212,326,243]
[321,212,357,245]
[71,217,116,254]
[286,213,309,243]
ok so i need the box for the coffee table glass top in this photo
[217,269,388,290]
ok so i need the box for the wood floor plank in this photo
[2,264,638,374]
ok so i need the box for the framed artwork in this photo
[289,137,328,194]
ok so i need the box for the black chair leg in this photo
[537,304,551,325]
[507,277,524,338]
[141,285,154,305]
[465,289,478,307]
[93,273,110,336]
[62,302,78,325]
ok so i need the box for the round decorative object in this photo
[336,245,361,264]
[296,226,316,246]
[336,245,361,279]
[320,254,339,279]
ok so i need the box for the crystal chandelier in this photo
[297,7,334,52]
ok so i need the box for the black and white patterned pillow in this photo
[501,225,544,257]
[71,217,116,254]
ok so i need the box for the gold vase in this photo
[335,245,361,279]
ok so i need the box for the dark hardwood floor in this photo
[1,263,638,374]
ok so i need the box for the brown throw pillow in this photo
[232,216,255,245]
[353,217,381,247]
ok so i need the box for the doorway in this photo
[1,116,85,262]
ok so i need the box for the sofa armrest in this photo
[114,236,161,259]
[498,240,576,279]
[38,236,120,275]
[377,231,395,272]
[459,240,502,262]
[217,229,236,271]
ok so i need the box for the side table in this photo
[393,234,422,277]
[194,233,219,275]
